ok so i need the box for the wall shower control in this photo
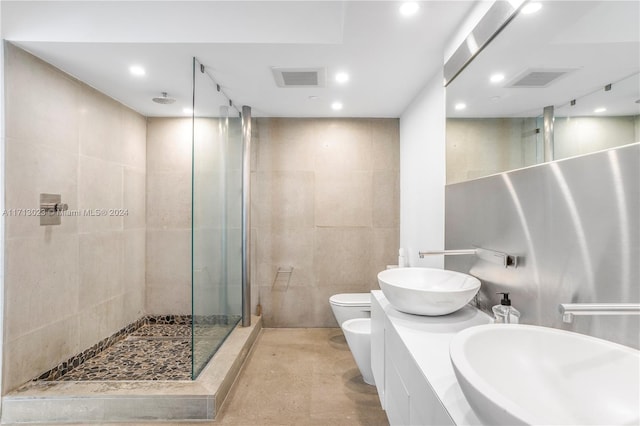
[40,193,68,226]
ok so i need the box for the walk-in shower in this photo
[191,57,245,377]
[1,39,257,426]
[21,57,250,384]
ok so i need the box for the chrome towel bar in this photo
[559,303,640,323]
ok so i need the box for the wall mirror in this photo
[445,1,640,184]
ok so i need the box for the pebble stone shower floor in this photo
[58,323,234,381]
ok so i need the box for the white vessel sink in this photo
[377,267,481,316]
[450,324,640,425]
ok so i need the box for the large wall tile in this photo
[123,168,146,230]
[372,228,400,284]
[256,285,315,327]
[255,228,315,289]
[146,285,191,315]
[146,118,192,173]
[192,172,223,231]
[121,109,147,170]
[193,117,222,173]
[4,234,79,341]
[124,229,146,295]
[254,171,315,229]
[76,296,125,351]
[4,138,78,239]
[255,119,317,171]
[78,156,123,232]
[78,85,123,163]
[79,232,124,307]
[4,43,79,154]
[146,172,191,230]
[314,227,374,288]
[315,171,372,227]
[146,230,191,314]
[372,171,400,228]
[123,230,146,325]
[3,316,79,393]
[371,118,400,171]
[313,119,372,172]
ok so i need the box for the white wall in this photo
[399,0,521,269]
[399,71,446,269]
[398,0,486,269]
[0,0,6,401]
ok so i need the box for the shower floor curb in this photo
[0,315,262,424]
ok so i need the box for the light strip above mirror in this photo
[444,0,524,87]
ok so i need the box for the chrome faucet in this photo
[418,247,518,268]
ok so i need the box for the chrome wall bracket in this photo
[418,246,518,268]
[559,303,640,323]
[40,193,68,226]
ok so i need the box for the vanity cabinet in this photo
[371,291,491,426]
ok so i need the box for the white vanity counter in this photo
[371,290,491,425]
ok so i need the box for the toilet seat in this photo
[329,293,371,307]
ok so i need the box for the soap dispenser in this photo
[492,292,520,324]
[398,248,407,268]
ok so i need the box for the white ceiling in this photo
[446,0,640,118]
[3,1,475,118]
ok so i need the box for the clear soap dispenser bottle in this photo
[492,292,520,324]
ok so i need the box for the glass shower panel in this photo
[192,58,242,378]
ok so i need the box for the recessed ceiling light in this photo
[521,2,542,15]
[490,73,505,83]
[454,103,467,111]
[183,107,193,114]
[399,2,419,17]
[129,65,145,76]
[594,107,606,113]
[335,72,350,83]
[308,95,319,100]
[331,101,343,111]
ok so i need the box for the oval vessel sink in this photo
[377,267,481,316]
[450,324,640,425]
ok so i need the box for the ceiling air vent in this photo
[507,68,576,88]
[272,67,326,88]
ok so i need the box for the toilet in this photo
[341,318,375,385]
[329,293,371,325]
[329,293,374,385]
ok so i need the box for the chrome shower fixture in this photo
[152,92,176,104]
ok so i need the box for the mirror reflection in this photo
[446,1,640,184]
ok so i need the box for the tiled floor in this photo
[58,323,236,381]
[48,328,388,426]
[59,324,192,381]
[214,328,388,426]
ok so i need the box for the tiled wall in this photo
[145,118,192,314]
[554,115,639,160]
[252,118,400,327]
[146,117,400,327]
[446,116,640,184]
[446,117,539,184]
[146,116,243,317]
[2,43,146,392]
